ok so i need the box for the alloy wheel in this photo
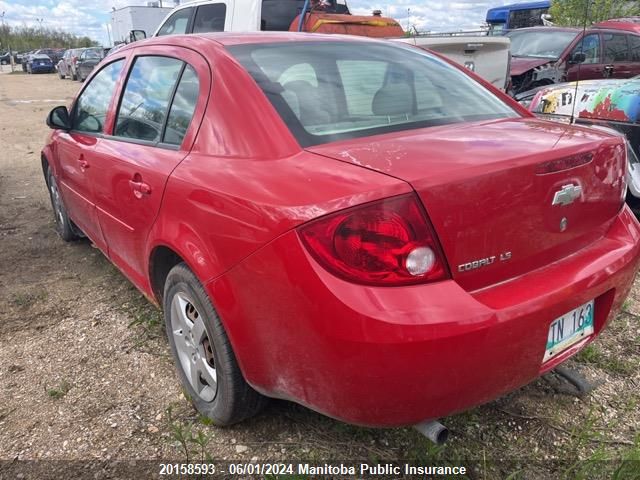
[170,292,218,402]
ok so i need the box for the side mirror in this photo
[47,106,71,131]
[128,30,147,43]
[569,52,586,64]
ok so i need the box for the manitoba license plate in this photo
[543,300,594,362]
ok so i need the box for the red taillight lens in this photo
[298,194,449,286]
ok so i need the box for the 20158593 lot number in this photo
[160,464,216,475]
[543,300,594,362]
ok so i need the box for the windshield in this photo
[229,41,517,147]
[507,30,578,59]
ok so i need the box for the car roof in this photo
[593,18,640,33]
[119,31,383,52]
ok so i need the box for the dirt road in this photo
[0,71,639,479]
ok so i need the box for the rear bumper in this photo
[31,65,53,73]
[208,206,640,426]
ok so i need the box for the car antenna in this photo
[570,0,591,124]
[298,0,311,31]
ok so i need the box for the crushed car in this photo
[507,26,640,95]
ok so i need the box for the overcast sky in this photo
[0,0,529,46]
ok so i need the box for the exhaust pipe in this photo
[414,420,449,445]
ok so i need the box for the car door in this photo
[91,46,209,287]
[76,50,87,79]
[566,33,605,82]
[602,32,633,78]
[55,58,127,252]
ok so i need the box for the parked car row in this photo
[56,47,107,81]
[42,32,640,434]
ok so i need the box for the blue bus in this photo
[486,1,551,35]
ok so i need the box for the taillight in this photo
[298,194,449,286]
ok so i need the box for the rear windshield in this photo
[229,41,517,147]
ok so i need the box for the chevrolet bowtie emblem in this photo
[552,184,582,206]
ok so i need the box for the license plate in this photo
[543,300,594,362]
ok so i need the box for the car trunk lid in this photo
[308,117,626,291]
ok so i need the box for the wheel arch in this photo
[148,244,187,304]
[41,151,53,185]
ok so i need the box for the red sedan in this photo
[42,33,640,429]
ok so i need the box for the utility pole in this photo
[106,23,112,47]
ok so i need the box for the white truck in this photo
[130,0,510,90]
[110,5,175,45]
[395,35,511,90]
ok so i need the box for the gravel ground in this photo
[0,71,639,480]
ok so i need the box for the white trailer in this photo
[110,5,175,45]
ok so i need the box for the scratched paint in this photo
[529,77,640,124]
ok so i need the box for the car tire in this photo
[163,263,267,426]
[46,168,79,242]
[71,71,77,81]
[58,71,65,79]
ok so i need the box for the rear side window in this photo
[630,35,640,62]
[192,4,227,33]
[164,65,200,145]
[73,60,124,133]
[115,56,185,143]
[603,33,629,63]
[157,7,193,36]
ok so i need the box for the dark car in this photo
[0,51,17,65]
[35,48,64,65]
[27,53,54,74]
[76,47,105,81]
[508,26,640,94]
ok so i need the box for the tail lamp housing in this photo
[298,194,450,286]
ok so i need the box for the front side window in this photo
[73,59,124,133]
[571,34,601,64]
[230,42,517,147]
[603,33,630,63]
[193,4,227,33]
[115,56,185,143]
[157,8,193,36]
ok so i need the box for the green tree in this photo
[550,0,640,27]
[1,24,99,52]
